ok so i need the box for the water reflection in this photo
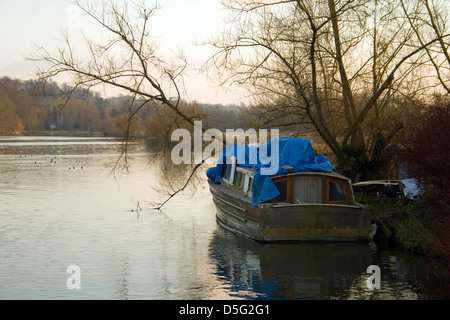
[209,227,442,300]
[210,228,371,299]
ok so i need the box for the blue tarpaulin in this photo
[207,137,336,207]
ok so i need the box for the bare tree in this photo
[30,0,220,208]
[401,0,450,93]
[205,0,450,179]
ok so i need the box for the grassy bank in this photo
[358,193,449,261]
[391,201,450,297]
[357,193,450,297]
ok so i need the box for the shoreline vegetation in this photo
[359,194,450,298]
[0,76,247,140]
[0,131,117,137]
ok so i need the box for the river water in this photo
[0,136,446,300]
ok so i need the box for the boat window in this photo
[238,173,246,190]
[223,163,233,183]
[274,180,288,202]
[247,178,253,195]
[233,171,240,186]
[328,181,347,202]
[233,171,245,189]
[222,157,236,184]
[234,167,255,195]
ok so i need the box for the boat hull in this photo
[209,180,373,243]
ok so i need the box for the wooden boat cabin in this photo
[208,155,374,243]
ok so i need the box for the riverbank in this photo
[362,195,450,298]
[0,131,120,137]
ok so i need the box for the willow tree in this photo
[206,0,450,180]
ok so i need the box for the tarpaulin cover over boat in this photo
[206,137,337,207]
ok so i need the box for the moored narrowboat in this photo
[207,137,374,242]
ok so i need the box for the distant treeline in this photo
[0,76,247,137]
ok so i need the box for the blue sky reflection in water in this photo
[0,137,444,299]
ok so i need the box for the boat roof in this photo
[207,137,340,207]
[236,165,349,181]
[270,170,350,181]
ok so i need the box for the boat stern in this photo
[259,203,373,242]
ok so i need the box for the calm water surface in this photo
[0,136,445,299]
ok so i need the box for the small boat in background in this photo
[207,137,374,242]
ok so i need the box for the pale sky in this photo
[0,0,244,105]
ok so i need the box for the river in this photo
[0,136,446,300]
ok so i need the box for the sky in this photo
[0,0,244,105]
